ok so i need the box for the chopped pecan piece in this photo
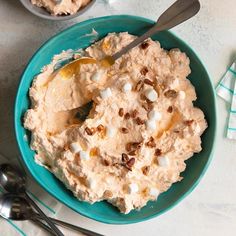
[164,89,178,98]
[126,143,132,152]
[142,166,150,175]
[184,120,194,126]
[126,158,135,168]
[128,150,136,156]
[120,127,129,133]
[124,113,131,120]
[122,153,129,162]
[140,41,149,49]
[103,190,113,198]
[145,137,156,148]
[97,124,105,132]
[131,109,138,118]
[118,108,124,117]
[135,80,144,91]
[144,79,154,86]
[103,159,111,166]
[142,102,153,111]
[167,106,173,113]
[132,142,142,149]
[155,148,162,156]
[140,66,149,76]
[136,117,145,125]
[85,127,95,135]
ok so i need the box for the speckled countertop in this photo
[0,0,236,235]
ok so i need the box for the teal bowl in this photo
[15,15,217,224]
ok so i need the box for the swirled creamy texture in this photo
[31,0,91,15]
[24,33,207,214]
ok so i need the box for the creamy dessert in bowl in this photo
[31,0,91,15]
[24,32,207,214]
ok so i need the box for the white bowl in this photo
[19,0,96,21]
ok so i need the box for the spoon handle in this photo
[112,0,200,61]
[32,219,55,235]
[36,213,104,236]
[25,193,64,236]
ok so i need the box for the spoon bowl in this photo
[0,164,26,194]
[0,164,64,236]
[0,193,32,221]
[0,193,104,236]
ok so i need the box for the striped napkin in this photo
[0,153,62,236]
[216,61,236,139]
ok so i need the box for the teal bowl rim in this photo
[14,15,217,224]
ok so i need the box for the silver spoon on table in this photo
[0,164,64,236]
[56,0,200,121]
[0,193,104,236]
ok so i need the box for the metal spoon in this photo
[57,0,200,120]
[0,193,104,236]
[0,164,64,236]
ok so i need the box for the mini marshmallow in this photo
[70,142,81,154]
[179,91,186,100]
[122,83,132,92]
[172,79,179,88]
[100,88,112,99]
[149,188,160,197]
[128,183,139,194]
[194,123,201,135]
[106,127,116,138]
[146,119,156,131]
[158,156,170,167]
[148,110,162,121]
[144,88,158,102]
[91,70,104,82]
[87,178,96,188]
[79,150,89,161]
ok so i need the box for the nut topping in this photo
[124,113,131,120]
[142,166,150,175]
[103,159,111,166]
[184,120,194,126]
[120,127,129,133]
[119,108,124,117]
[136,117,145,125]
[164,89,178,98]
[131,109,138,118]
[97,124,105,132]
[122,153,129,162]
[140,41,149,50]
[145,137,156,148]
[85,127,95,136]
[126,158,135,168]
[144,79,154,86]
[128,150,136,156]
[125,143,132,152]
[135,80,144,91]
[126,142,142,152]
[132,142,142,149]
[142,103,153,111]
[167,106,173,113]
[155,148,162,156]
[140,66,149,76]
[103,190,113,198]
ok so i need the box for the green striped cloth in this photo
[0,153,61,236]
[216,61,236,139]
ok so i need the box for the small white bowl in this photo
[19,0,96,21]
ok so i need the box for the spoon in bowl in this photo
[0,193,104,236]
[0,164,64,236]
[53,0,200,120]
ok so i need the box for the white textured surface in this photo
[0,0,236,235]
